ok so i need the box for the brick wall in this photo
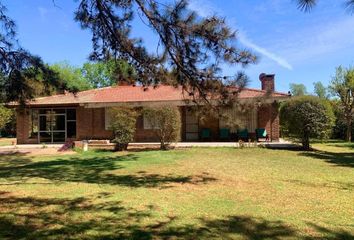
[257,103,280,141]
[77,107,113,140]
[16,109,28,144]
[16,105,281,143]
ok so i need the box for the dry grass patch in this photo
[0,145,353,239]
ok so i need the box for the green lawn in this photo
[0,144,353,239]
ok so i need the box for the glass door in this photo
[38,110,66,143]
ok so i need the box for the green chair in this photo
[255,128,269,142]
[237,128,249,141]
[219,128,230,141]
[201,128,211,141]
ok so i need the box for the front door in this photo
[38,110,66,143]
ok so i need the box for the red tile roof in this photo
[16,85,289,106]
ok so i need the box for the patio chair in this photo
[237,128,249,141]
[201,128,212,141]
[255,128,269,142]
[219,128,230,141]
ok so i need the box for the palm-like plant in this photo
[297,0,354,12]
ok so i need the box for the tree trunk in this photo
[346,117,352,142]
[302,132,310,151]
[160,138,166,150]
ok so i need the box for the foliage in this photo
[290,83,307,96]
[296,0,354,12]
[108,107,137,151]
[74,0,257,103]
[313,81,329,99]
[143,106,181,150]
[0,105,12,131]
[50,62,91,91]
[0,3,66,104]
[331,100,354,140]
[280,96,335,150]
[82,59,136,88]
[329,66,354,142]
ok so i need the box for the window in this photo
[29,108,77,142]
[219,106,257,133]
[28,109,39,139]
[66,109,77,138]
[105,108,112,130]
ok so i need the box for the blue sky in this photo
[4,0,354,93]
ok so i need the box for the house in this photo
[13,73,289,144]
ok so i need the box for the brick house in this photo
[13,73,289,144]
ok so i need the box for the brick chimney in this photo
[259,73,275,92]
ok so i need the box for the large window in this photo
[29,108,76,143]
[29,110,39,139]
[219,106,258,133]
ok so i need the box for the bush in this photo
[331,100,354,141]
[108,107,137,151]
[280,96,335,150]
[0,106,13,136]
[143,106,181,150]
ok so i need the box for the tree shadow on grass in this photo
[0,192,298,239]
[0,153,216,188]
[299,150,354,168]
[1,191,352,239]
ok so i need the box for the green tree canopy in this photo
[0,2,66,104]
[82,60,136,88]
[74,0,257,103]
[280,96,335,150]
[50,62,91,91]
[329,66,354,141]
[0,105,12,130]
[313,81,329,99]
[290,83,307,96]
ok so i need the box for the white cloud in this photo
[279,17,354,64]
[238,32,293,70]
[188,0,220,17]
[188,0,293,70]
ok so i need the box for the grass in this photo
[0,144,353,239]
[0,138,14,146]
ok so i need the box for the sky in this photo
[3,0,354,93]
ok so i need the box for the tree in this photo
[75,0,257,103]
[313,81,329,99]
[329,66,354,142]
[290,83,307,96]
[50,62,91,91]
[331,99,354,140]
[82,59,136,88]
[143,106,181,150]
[108,107,137,151]
[0,105,12,131]
[0,2,65,104]
[296,0,354,12]
[280,96,334,150]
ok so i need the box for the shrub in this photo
[280,96,335,150]
[0,106,13,136]
[108,107,137,151]
[143,106,181,150]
